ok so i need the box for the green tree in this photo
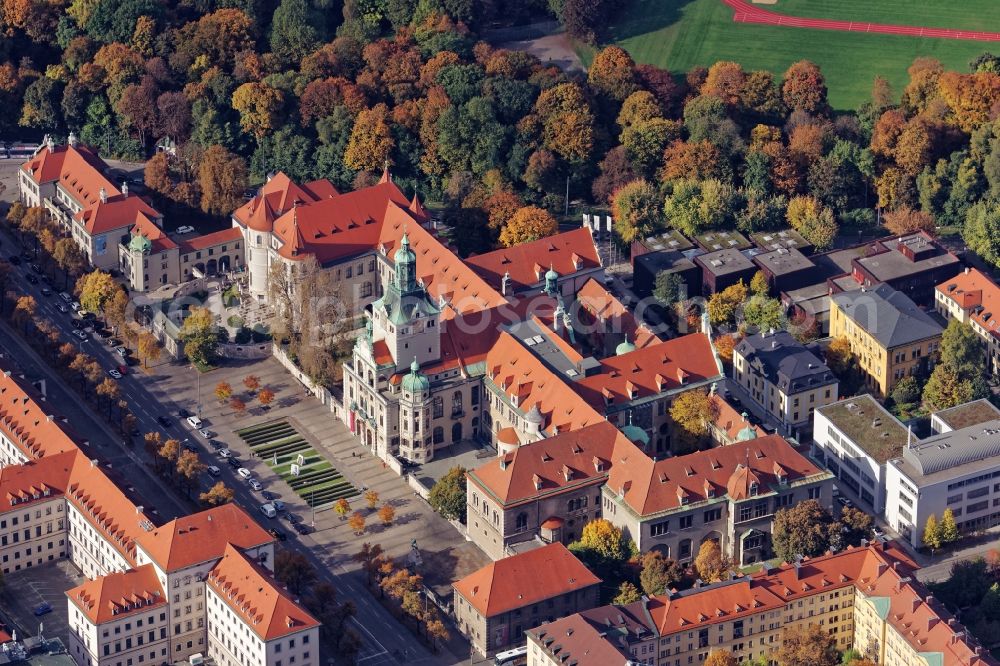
[653,271,686,307]
[743,294,785,331]
[923,365,986,411]
[772,500,835,562]
[613,179,664,243]
[612,581,641,605]
[838,506,874,547]
[939,318,986,376]
[962,201,1000,267]
[428,466,467,523]
[707,281,748,329]
[940,507,960,545]
[269,0,323,65]
[750,271,769,296]
[639,551,682,596]
[923,513,942,553]
[890,376,921,406]
[180,306,218,368]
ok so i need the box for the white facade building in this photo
[886,418,1000,547]
[812,395,910,515]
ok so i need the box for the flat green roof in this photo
[818,395,909,464]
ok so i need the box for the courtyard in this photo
[2,560,85,647]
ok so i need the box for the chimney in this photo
[99,187,107,204]
[90,458,98,467]
[46,135,54,152]
[68,131,78,147]
[135,505,143,514]
[966,266,971,274]
[122,181,129,196]
[501,271,510,296]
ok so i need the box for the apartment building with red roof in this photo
[573,277,661,358]
[0,371,310,666]
[466,422,622,559]
[18,138,245,292]
[707,394,766,446]
[936,267,1000,376]
[529,543,996,666]
[603,435,833,566]
[465,227,603,298]
[452,542,600,657]
[66,564,169,666]
[206,545,319,666]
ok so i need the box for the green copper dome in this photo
[401,358,430,393]
[736,413,758,441]
[128,232,152,254]
[623,423,649,445]
[616,334,636,356]
[394,233,415,265]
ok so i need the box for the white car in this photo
[59,292,72,302]
[218,448,231,458]
[175,225,196,234]
[206,465,221,477]
[248,479,262,491]
[186,415,203,429]
[260,503,276,518]
[70,301,81,311]
[237,467,251,479]
[198,428,212,438]
[108,369,122,379]
[116,346,128,357]
[72,330,87,340]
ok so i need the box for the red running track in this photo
[722,0,1000,42]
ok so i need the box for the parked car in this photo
[248,479,262,491]
[872,525,885,538]
[178,408,192,418]
[25,273,37,284]
[259,503,276,518]
[116,346,129,357]
[30,262,41,273]
[209,439,225,450]
[33,602,52,616]
[267,527,287,541]
[293,523,311,535]
[187,415,203,429]
[72,330,88,340]
[261,490,278,501]
[40,287,52,297]
[117,365,128,375]
[184,443,198,453]
[157,416,172,428]
[198,428,213,439]
[283,512,300,524]
[108,369,122,379]
[206,465,221,477]
[175,225,196,234]
[70,301,81,310]
[59,292,72,302]
[70,319,83,329]
[57,304,68,313]
[271,500,285,511]
[227,457,242,469]
[836,496,854,509]
[237,467,252,479]
[218,448,231,458]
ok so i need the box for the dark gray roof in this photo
[753,247,815,276]
[735,330,836,393]
[831,284,943,348]
[856,234,959,282]
[695,248,755,276]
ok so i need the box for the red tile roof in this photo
[575,278,661,349]
[453,542,600,617]
[528,613,632,666]
[207,544,319,641]
[179,226,243,252]
[710,394,765,443]
[485,332,605,433]
[937,268,1000,340]
[607,434,826,516]
[0,372,82,459]
[21,144,118,207]
[573,333,722,410]
[75,194,161,235]
[136,504,273,572]
[466,228,601,293]
[468,421,622,506]
[0,450,76,513]
[232,173,338,233]
[67,563,166,624]
[131,214,177,253]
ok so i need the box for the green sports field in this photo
[582,0,999,110]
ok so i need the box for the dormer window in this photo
[776,474,786,485]
[706,486,715,498]
[749,482,759,497]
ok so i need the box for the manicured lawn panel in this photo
[592,0,995,110]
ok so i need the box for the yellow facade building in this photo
[830,284,943,397]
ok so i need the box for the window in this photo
[679,515,693,529]
[703,508,722,523]
[515,513,528,531]
[649,520,669,537]
[679,539,692,559]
